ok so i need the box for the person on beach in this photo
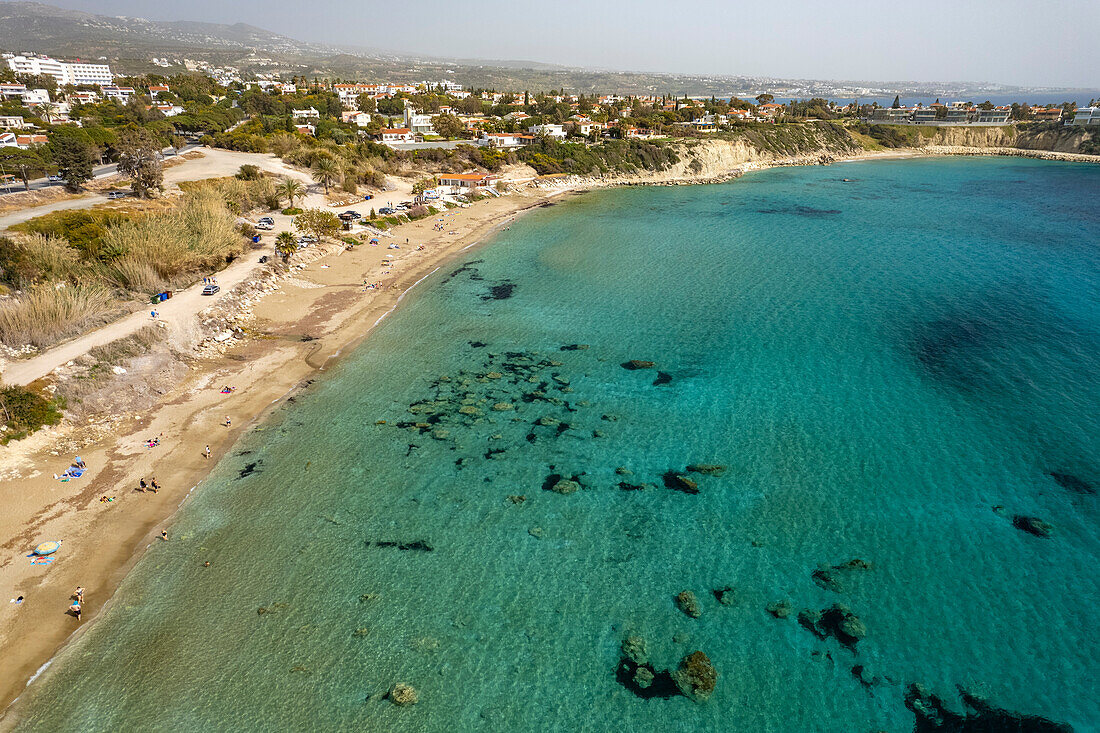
[138,478,147,492]
[204,445,211,459]
[160,530,168,541]
[71,602,81,621]
[75,586,84,603]
[150,478,160,493]
[225,416,232,427]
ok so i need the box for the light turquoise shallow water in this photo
[12,157,1100,732]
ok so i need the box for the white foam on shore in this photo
[25,659,52,686]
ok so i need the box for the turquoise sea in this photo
[11,157,1100,732]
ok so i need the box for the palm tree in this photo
[275,231,297,263]
[277,178,304,209]
[39,102,60,124]
[311,158,340,194]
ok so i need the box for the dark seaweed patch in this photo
[756,205,841,217]
[905,685,1071,732]
[653,371,673,386]
[615,661,679,699]
[481,282,516,300]
[368,540,434,552]
[237,461,261,479]
[1049,472,1095,495]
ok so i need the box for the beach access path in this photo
[0,148,331,386]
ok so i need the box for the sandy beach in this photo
[0,144,1019,721]
[0,174,565,719]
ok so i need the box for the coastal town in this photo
[2,50,1099,191]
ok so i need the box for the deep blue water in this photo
[12,157,1100,732]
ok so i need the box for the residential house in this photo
[294,124,315,136]
[292,107,320,121]
[0,132,17,147]
[478,131,533,148]
[148,85,170,98]
[154,103,185,117]
[403,108,435,135]
[437,173,498,193]
[101,86,136,103]
[872,107,914,122]
[0,83,27,101]
[1070,107,1100,126]
[21,89,51,106]
[68,91,100,105]
[14,134,48,149]
[527,123,566,139]
[0,115,26,130]
[380,128,414,143]
[342,111,370,126]
[1030,107,1063,122]
[757,102,784,118]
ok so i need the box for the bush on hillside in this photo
[0,383,63,443]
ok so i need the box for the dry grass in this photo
[99,191,245,291]
[87,323,163,365]
[0,283,115,348]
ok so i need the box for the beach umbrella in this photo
[33,541,61,556]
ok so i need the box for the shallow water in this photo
[13,157,1100,732]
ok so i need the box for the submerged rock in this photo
[621,634,649,666]
[550,479,580,494]
[622,359,656,370]
[672,651,718,702]
[811,558,872,593]
[676,590,703,618]
[766,600,792,619]
[560,344,589,351]
[653,371,673,386]
[712,587,736,605]
[686,464,726,476]
[904,683,1072,732]
[491,402,514,411]
[663,471,699,494]
[1012,515,1055,538]
[800,603,866,648]
[1049,471,1095,495]
[633,666,655,689]
[388,682,419,706]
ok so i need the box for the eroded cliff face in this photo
[918,124,1094,153]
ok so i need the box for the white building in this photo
[380,127,414,144]
[527,123,566,139]
[5,55,112,86]
[292,107,319,120]
[101,86,135,103]
[1070,107,1100,126]
[0,116,26,130]
[403,107,435,135]
[478,131,533,148]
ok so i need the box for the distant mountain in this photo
[0,1,334,56]
[0,1,1082,98]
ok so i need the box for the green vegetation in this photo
[1,192,246,347]
[517,138,679,175]
[0,383,63,444]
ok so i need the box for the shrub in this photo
[0,234,83,288]
[282,207,303,216]
[236,164,262,180]
[0,383,63,443]
[0,283,114,348]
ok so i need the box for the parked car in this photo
[259,255,269,263]
[255,216,275,230]
[202,284,220,295]
[342,210,362,219]
[378,207,395,215]
[47,174,64,183]
[106,190,127,200]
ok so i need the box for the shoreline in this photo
[0,145,1094,723]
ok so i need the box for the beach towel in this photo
[29,556,54,565]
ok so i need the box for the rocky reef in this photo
[905,683,1071,732]
[671,651,718,703]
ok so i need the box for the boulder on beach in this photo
[672,651,718,702]
[389,682,419,706]
[676,590,703,618]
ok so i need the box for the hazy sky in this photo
[34,0,1100,87]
